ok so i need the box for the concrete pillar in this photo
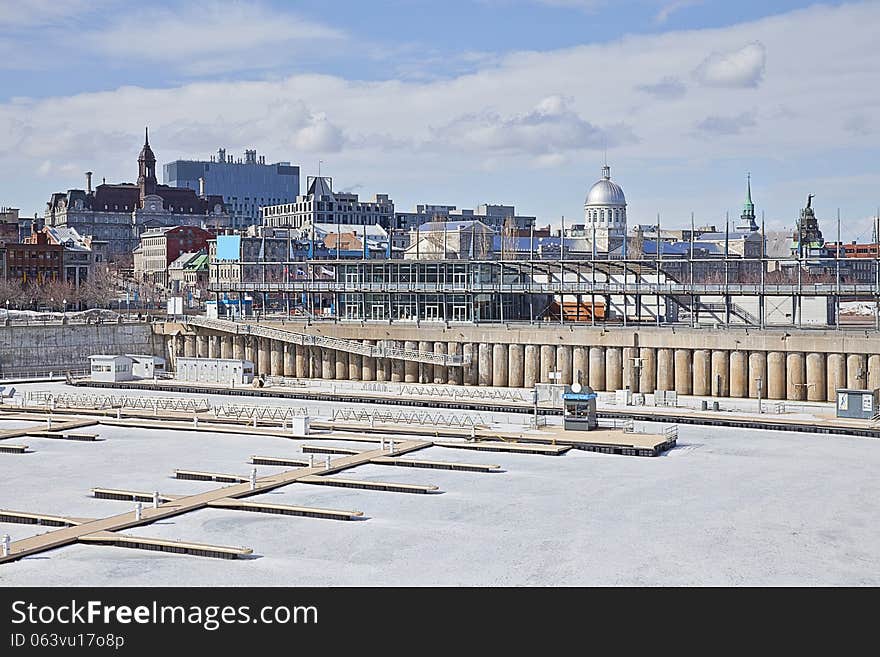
[556,345,573,386]
[493,343,508,388]
[656,348,674,392]
[389,341,404,383]
[234,336,245,361]
[404,341,419,383]
[195,335,206,359]
[310,346,322,380]
[806,352,826,402]
[693,349,711,396]
[433,342,447,384]
[589,346,606,391]
[448,343,463,386]
[221,335,233,360]
[361,340,376,381]
[605,346,623,391]
[868,355,880,392]
[767,351,786,400]
[416,341,432,384]
[283,344,295,377]
[322,348,334,379]
[623,347,638,393]
[572,346,588,389]
[639,347,656,394]
[271,340,284,376]
[184,335,196,358]
[847,354,867,389]
[826,353,846,401]
[375,342,388,382]
[524,344,540,389]
[258,338,272,376]
[244,338,255,365]
[674,349,692,395]
[478,343,493,387]
[540,345,555,383]
[748,351,767,399]
[729,350,748,398]
[295,344,308,378]
[787,352,806,401]
[509,344,525,388]
[207,335,218,359]
[349,351,361,381]
[335,348,348,380]
[463,343,477,386]
[710,350,729,397]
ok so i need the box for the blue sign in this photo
[216,234,241,261]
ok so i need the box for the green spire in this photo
[743,173,754,215]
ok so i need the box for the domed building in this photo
[583,163,627,252]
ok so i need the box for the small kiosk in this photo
[835,388,880,420]
[562,383,598,431]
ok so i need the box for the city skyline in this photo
[1,0,877,239]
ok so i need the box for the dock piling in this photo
[134,502,142,521]
[1,534,9,557]
[324,455,331,470]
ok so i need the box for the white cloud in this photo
[429,95,635,157]
[636,76,687,99]
[655,0,703,25]
[0,0,103,28]
[695,111,757,136]
[84,2,345,75]
[694,41,766,88]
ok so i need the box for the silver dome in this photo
[584,165,626,206]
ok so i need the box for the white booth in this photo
[89,355,134,382]
[175,357,254,385]
[127,354,166,379]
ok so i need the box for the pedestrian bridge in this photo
[181,316,467,367]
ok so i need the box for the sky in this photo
[1,0,878,239]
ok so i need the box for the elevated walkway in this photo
[182,315,466,367]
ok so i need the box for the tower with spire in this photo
[137,126,158,199]
[736,173,758,232]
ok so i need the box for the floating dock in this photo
[207,498,363,521]
[91,488,179,503]
[24,431,99,441]
[300,445,361,456]
[299,474,440,494]
[433,440,570,456]
[79,531,253,560]
[174,469,249,483]
[514,428,676,457]
[250,455,311,467]
[0,509,84,527]
[370,456,501,472]
[0,444,28,454]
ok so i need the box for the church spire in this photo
[737,172,758,232]
[137,126,157,198]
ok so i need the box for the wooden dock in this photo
[250,455,311,467]
[299,474,440,494]
[1,439,430,564]
[79,531,253,560]
[370,456,501,472]
[513,428,676,457]
[207,498,363,521]
[91,488,180,503]
[0,444,28,454]
[174,469,250,483]
[433,440,571,456]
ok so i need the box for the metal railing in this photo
[212,404,310,421]
[330,407,484,428]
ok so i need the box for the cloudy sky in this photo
[1,0,878,238]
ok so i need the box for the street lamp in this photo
[62,298,66,318]
[755,376,763,414]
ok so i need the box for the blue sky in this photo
[1,0,877,239]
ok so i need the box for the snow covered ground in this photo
[1,386,879,586]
